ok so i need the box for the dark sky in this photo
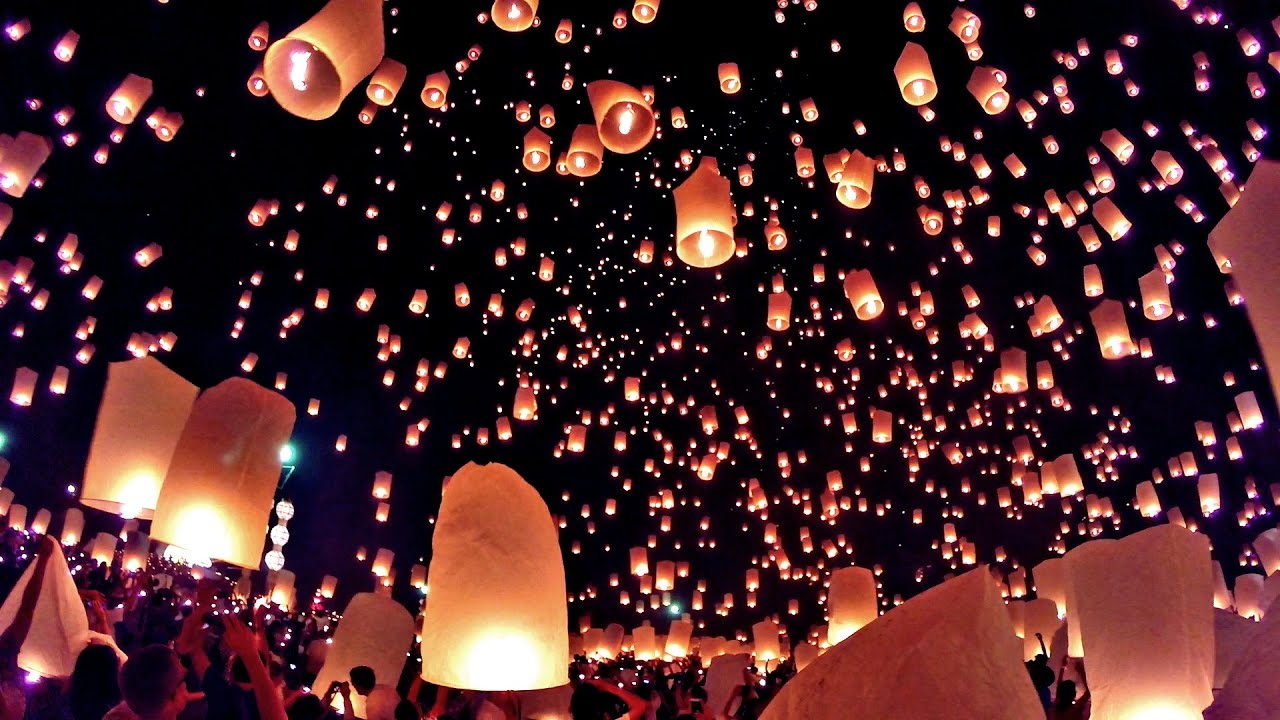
[0,0,1277,641]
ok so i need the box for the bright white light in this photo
[574,155,586,169]
[289,50,312,91]
[507,3,522,20]
[697,230,715,258]
[911,80,925,97]
[618,104,635,135]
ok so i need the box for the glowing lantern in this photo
[9,368,36,406]
[767,291,792,331]
[994,348,1028,393]
[312,594,414,717]
[827,566,878,644]
[151,378,295,569]
[492,0,538,32]
[894,43,937,106]
[1092,198,1131,240]
[1065,526,1212,719]
[836,151,874,209]
[0,542,96,679]
[81,358,198,519]
[903,2,925,31]
[1100,129,1134,164]
[1083,264,1104,297]
[523,128,552,172]
[718,63,741,94]
[967,67,1009,114]
[420,462,568,691]
[1135,480,1162,517]
[1139,267,1172,320]
[0,133,52,198]
[262,0,386,120]
[53,30,79,61]
[673,157,735,268]
[567,125,604,177]
[105,74,153,124]
[949,7,980,42]
[1090,299,1135,359]
[371,548,394,577]
[631,547,649,576]
[420,71,450,109]
[1152,150,1183,184]
[586,80,655,154]
[871,409,892,443]
[1234,391,1263,430]
[366,57,407,106]
[843,269,883,320]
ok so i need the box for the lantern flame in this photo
[289,50,312,91]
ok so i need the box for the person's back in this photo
[1051,680,1088,720]
[116,645,192,720]
[69,644,122,720]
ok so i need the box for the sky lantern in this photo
[313,594,413,717]
[522,127,552,171]
[632,0,659,23]
[151,378,295,568]
[843,269,884,320]
[1139,267,1172,320]
[420,462,568,691]
[949,7,981,42]
[903,2,925,31]
[366,57,407,106]
[0,542,98,679]
[491,1,538,32]
[673,157,735,268]
[827,566,878,644]
[1065,526,1213,719]
[420,71,450,109]
[967,66,1009,114]
[105,74,152,124]
[1092,198,1131,240]
[836,151,874,209]
[1090,299,1135,359]
[586,80,656,154]
[894,43,937,106]
[81,357,198,520]
[994,348,1028,394]
[567,125,604,177]
[718,63,741,94]
[0,133,52,198]
[1152,150,1183,184]
[262,0,385,120]
[767,291,792,331]
[871,408,892,443]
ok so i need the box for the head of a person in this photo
[286,693,325,720]
[348,665,376,695]
[569,683,606,720]
[70,643,121,705]
[119,645,190,720]
[393,699,420,720]
[1055,680,1078,709]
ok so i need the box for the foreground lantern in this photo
[894,43,937,106]
[312,593,414,717]
[586,80,656,154]
[827,566,878,644]
[420,462,568,691]
[81,357,198,519]
[262,0,386,120]
[1064,525,1212,720]
[0,543,93,678]
[492,0,538,32]
[151,378,296,569]
[673,157,735,268]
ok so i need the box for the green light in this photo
[0,432,7,452]
[669,604,681,615]
[278,444,295,464]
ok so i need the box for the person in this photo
[349,666,400,720]
[1025,633,1055,714]
[569,678,648,720]
[284,693,325,720]
[69,643,122,720]
[1052,659,1090,720]
[112,645,193,720]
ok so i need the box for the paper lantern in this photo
[1234,573,1264,620]
[313,593,414,717]
[0,543,92,678]
[58,509,83,546]
[843,269,883,320]
[827,566,878,644]
[967,67,1009,114]
[1022,599,1062,661]
[1235,391,1264,430]
[836,151,874,209]
[894,43,936,106]
[767,291,792,331]
[1135,480,1162,517]
[752,619,781,661]
[994,348,1028,393]
[372,547,394,577]
[1090,299,1135,359]
[1064,525,1213,720]
[759,568,1041,720]
[121,531,149,572]
[633,624,658,660]
[9,367,37,406]
[29,509,49,535]
[717,63,741,94]
[0,133,52,199]
[1092,197,1131,240]
[372,470,392,499]
[492,0,538,32]
[632,0,658,23]
[420,462,568,691]
[151,378,296,569]
[523,127,552,172]
[6,505,25,531]
[586,80,655,154]
[89,532,117,565]
[871,409,892,443]
[81,358,198,519]
[673,157,735,268]
[1032,558,1066,618]
[105,74,153,124]
[630,546,649,576]
[902,2,925,31]
[263,0,386,120]
[665,619,692,657]
[366,57,406,106]
[566,125,603,177]
[320,574,338,598]
[420,71,450,109]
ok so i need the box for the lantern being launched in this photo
[151,378,296,569]
[263,0,386,120]
[420,462,568,691]
[673,157,735,268]
[312,593,414,719]
[81,357,198,520]
[827,566,878,645]
[586,80,656,154]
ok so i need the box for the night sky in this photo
[0,0,1277,641]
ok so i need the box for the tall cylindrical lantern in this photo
[420,462,568,691]
[1090,299,1135,359]
[81,357,199,519]
[58,509,83,546]
[262,0,386,120]
[566,125,604,177]
[1064,525,1212,719]
[673,157,735,268]
[894,43,937,106]
[752,619,781,661]
[665,619,693,658]
[843,269,883,320]
[966,66,1009,114]
[151,378,296,569]
[105,74,153,124]
[89,532,117,565]
[122,532,149,572]
[586,80,655,154]
[827,566,878,644]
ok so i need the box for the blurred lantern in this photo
[262,0,386,120]
[0,133,53,198]
[420,462,568,690]
[58,509,83,546]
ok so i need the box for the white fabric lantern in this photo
[0,543,88,678]
[313,593,413,718]
[419,462,568,691]
[827,565,878,644]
